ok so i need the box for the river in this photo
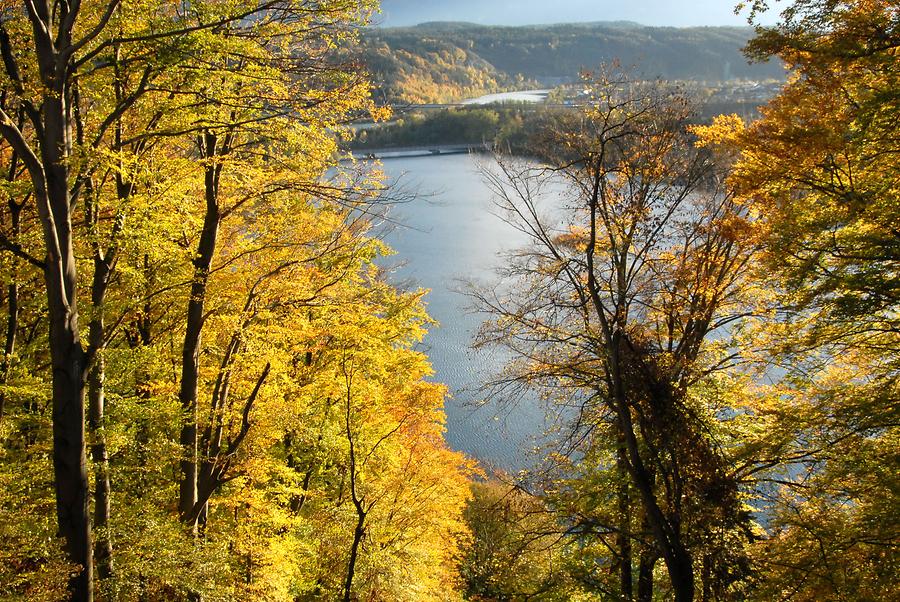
[461,89,551,105]
[371,153,549,470]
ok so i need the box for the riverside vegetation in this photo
[350,94,772,154]
[0,1,897,601]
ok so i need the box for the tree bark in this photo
[343,368,366,602]
[0,278,17,420]
[0,193,21,420]
[178,133,223,527]
[701,554,712,602]
[607,338,694,602]
[344,508,366,602]
[637,547,657,602]
[637,509,658,602]
[88,255,114,579]
[613,399,694,602]
[42,90,94,602]
[49,311,93,602]
[616,443,633,600]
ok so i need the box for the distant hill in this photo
[360,22,784,104]
[374,0,765,29]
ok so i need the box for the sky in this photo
[375,1,779,28]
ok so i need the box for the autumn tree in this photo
[0,1,484,600]
[474,71,758,601]
[460,477,592,601]
[698,0,900,598]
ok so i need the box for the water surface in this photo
[462,89,551,105]
[374,153,547,469]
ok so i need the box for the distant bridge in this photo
[347,144,491,160]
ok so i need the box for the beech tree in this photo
[0,1,479,600]
[702,1,900,598]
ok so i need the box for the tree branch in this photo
[0,231,45,269]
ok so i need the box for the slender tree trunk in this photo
[344,509,366,602]
[131,254,154,492]
[0,205,19,421]
[88,256,114,579]
[0,277,17,420]
[343,369,366,602]
[41,92,94,602]
[616,443,633,600]
[701,554,712,602]
[178,140,222,528]
[637,552,657,602]
[637,538,658,602]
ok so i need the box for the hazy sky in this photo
[376,1,779,28]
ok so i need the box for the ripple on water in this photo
[376,153,554,470]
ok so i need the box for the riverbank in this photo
[350,104,562,156]
[350,96,767,158]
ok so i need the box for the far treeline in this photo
[351,99,765,153]
[0,1,898,602]
[360,21,786,103]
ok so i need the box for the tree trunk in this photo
[0,160,23,421]
[50,325,93,602]
[608,340,694,602]
[88,256,114,579]
[178,143,221,528]
[701,554,712,602]
[0,277,16,420]
[637,540,658,602]
[616,402,694,602]
[42,92,94,602]
[343,509,366,602]
[616,443,633,600]
[0,232,18,420]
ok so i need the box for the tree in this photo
[474,70,757,601]
[461,478,589,601]
[701,1,900,598]
[0,0,399,598]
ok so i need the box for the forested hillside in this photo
[361,22,785,103]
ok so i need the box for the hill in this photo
[360,22,784,103]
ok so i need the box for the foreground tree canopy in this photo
[0,0,897,601]
[465,1,899,600]
[0,1,469,600]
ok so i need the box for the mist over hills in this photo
[360,21,785,103]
